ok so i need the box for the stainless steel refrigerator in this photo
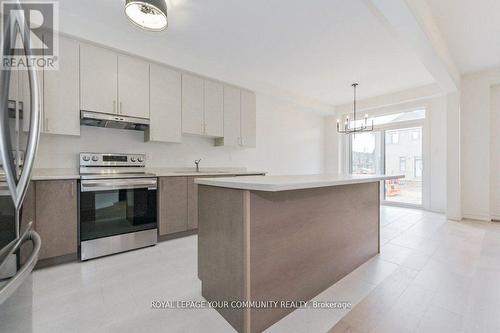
[0,1,42,331]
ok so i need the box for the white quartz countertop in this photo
[195,174,404,192]
[30,168,266,180]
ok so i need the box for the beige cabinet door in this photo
[118,54,150,119]
[203,80,223,137]
[35,180,77,260]
[159,177,188,235]
[43,36,80,136]
[182,74,204,135]
[216,85,241,147]
[147,65,182,143]
[19,67,44,133]
[80,43,118,114]
[240,90,256,148]
[7,32,44,134]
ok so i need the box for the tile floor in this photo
[2,206,500,333]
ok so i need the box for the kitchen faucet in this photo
[194,159,202,172]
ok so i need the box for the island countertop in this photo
[195,173,404,192]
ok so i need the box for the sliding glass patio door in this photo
[383,127,423,205]
[350,132,383,175]
[348,110,425,207]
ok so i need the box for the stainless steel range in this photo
[78,153,157,260]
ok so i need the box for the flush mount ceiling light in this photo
[125,0,168,32]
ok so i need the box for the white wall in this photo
[459,68,500,221]
[35,93,325,175]
[460,74,491,220]
[446,92,462,221]
[491,85,500,220]
[428,97,447,213]
[324,116,340,174]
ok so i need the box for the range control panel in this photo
[79,153,146,167]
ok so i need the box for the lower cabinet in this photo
[159,176,219,236]
[187,176,198,230]
[159,177,188,235]
[188,176,214,230]
[159,176,245,236]
[35,180,78,260]
[20,182,36,264]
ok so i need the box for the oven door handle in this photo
[80,178,157,192]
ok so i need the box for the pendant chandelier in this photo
[337,83,374,134]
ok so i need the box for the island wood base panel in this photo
[198,182,380,333]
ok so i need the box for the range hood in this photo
[80,111,149,131]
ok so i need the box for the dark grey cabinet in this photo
[35,180,77,260]
[20,182,36,264]
[159,177,188,235]
[160,174,264,236]
[187,176,201,230]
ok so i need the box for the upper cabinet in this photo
[146,64,182,143]
[80,44,150,119]
[80,43,118,115]
[117,55,150,119]
[43,36,80,136]
[40,37,255,145]
[203,80,224,137]
[216,85,240,147]
[215,86,257,148]
[181,74,224,137]
[240,90,256,148]
[182,74,204,135]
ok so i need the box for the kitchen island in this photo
[195,174,403,333]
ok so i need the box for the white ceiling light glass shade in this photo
[125,0,168,32]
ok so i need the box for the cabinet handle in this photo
[120,101,123,114]
[113,100,116,113]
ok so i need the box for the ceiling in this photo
[54,0,435,108]
[427,0,500,74]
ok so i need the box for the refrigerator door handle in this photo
[0,2,42,211]
[0,221,34,273]
[0,224,41,305]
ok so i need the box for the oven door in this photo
[79,178,157,242]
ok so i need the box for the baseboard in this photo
[158,229,197,242]
[35,253,78,269]
[446,214,463,222]
[462,214,491,222]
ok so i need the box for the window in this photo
[389,133,399,144]
[415,157,423,178]
[349,110,425,207]
[349,109,426,128]
[384,127,423,205]
[350,132,383,175]
[399,157,406,172]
